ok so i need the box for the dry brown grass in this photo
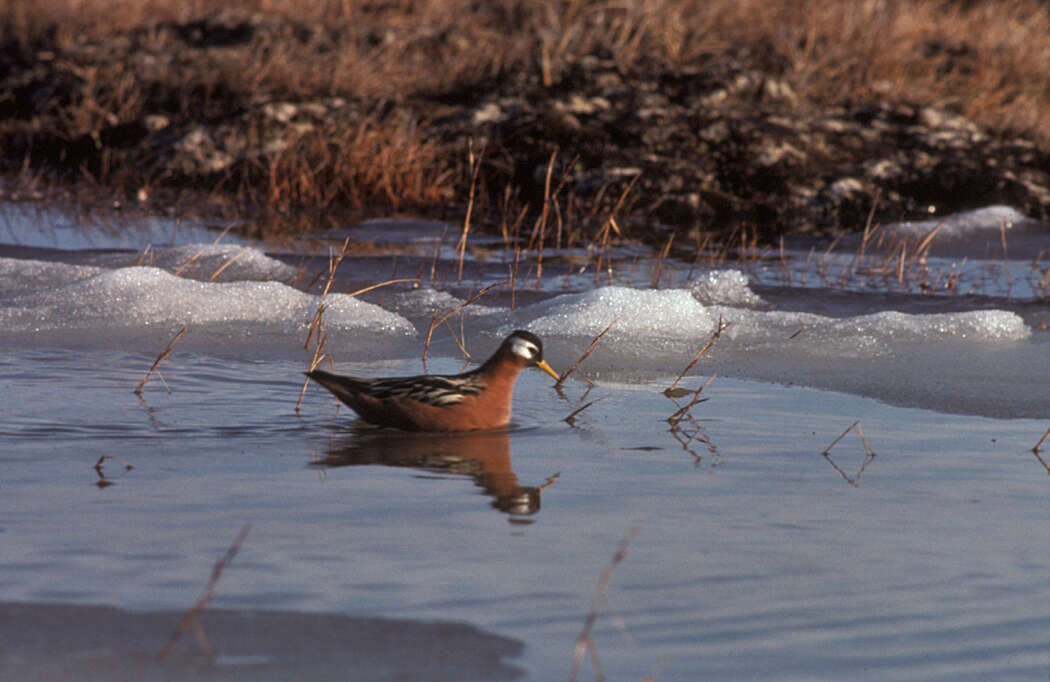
[10,0,1050,137]
[7,0,1050,230]
[259,115,454,211]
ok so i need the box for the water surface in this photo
[1,203,1049,680]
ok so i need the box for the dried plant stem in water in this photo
[156,523,251,662]
[296,330,330,412]
[325,278,420,309]
[440,318,472,361]
[134,327,186,394]
[650,232,675,288]
[173,246,208,277]
[823,421,853,452]
[135,243,153,266]
[208,246,252,281]
[1033,425,1050,453]
[668,373,717,425]
[538,473,561,490]
[1032,449,1050,476]
[304,238,351,351]
[823,420,873,454]
[299,276,415,409]
[593,175,638,284]
[858,188,881,258]
[93,455,133,487]
[822,421,877,486]
[570,523,642,682]
[94,455,133,475]
[563,397,604,426]
[1000,220,1013,292]
[456,140,483,284]
[666,317,731,394]
[556,316,620,387]
[422,281,507,363]
[593,216,620,286]
[532,150,558,290]
[1039,265,1050,297]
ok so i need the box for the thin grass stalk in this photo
[858,187,881,261]
[569,524,642,682]
[208,246,251,281]
[823,420,861,454]
[134,326,186,394]
[1000,220,1013,293]
[156,523,251,662]
[296,330,329,412]
[666,317,731,394]
[173,246,208,277]
[556,316,620,387]
[304,238,351,350]
[895,240,907,290]
[533,149,558,290]
[650,232,675,288]
[668,373,717,425]
[1033,425,1050,453]
[563,397,603,426]
[325,277,419,308]
[457,140,483,284]
[423,281,507,362]
[593,175,638,283]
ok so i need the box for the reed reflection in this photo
[313,429,552,518]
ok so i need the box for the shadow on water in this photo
[0,601,525,682]
[310,428,557,521]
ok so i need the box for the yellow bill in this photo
[536,359,560,381]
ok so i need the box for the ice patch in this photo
[522,286,719,341]
[824,309,1029,342]
[0,257,105,292]
[0,266,415,335]
[515,285,1029,361]
[690,269,765,307]
[390,287,500,319]
[97,244,299,282]
[887,205,1042,240]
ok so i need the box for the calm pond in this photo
[2,203,1048,680]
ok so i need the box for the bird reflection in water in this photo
[312,429,556,519]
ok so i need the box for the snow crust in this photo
[0,265,414,336]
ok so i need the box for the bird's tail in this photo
[304,369,370,405]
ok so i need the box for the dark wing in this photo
[365,373,486,405]
[306,369,485,407]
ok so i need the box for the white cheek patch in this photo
[509,337,539,361]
